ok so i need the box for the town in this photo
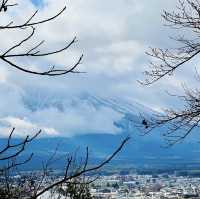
[2,170,200,198]
[90,173,200,198]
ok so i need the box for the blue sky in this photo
[0,0,194,137]
[31,0,43,7]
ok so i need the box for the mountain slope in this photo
[1,94,200,170]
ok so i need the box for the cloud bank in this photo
[0,0,191,137]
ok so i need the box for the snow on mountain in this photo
[1,92,200,169]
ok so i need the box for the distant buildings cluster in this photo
[90,174,200,198]
[2,172,200,198]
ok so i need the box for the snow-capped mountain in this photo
[1,92,200,169]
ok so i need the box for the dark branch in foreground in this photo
[0,128,41,161]
[0,127,129,198]
[0,1,83,76]
[140,0,200,85]
[0,0,17,12]
[34,136,130,198]
[139,0,200,145]
[139,86,200,146]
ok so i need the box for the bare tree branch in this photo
[139,0,200,145]
[0,128,41,161]
[34,136,130,198]
[0,1,83,76]
[140,0,200,85]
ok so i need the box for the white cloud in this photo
[0,116,59,137]
[0,0,194,137]
[29,104,122,137]
[0,92,123,138]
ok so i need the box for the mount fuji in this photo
[1,93,200,170]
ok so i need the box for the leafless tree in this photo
[0,0,83,76]
[140,0,200,146]
[0,131,129,198]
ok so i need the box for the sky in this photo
[0,0,196,137]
